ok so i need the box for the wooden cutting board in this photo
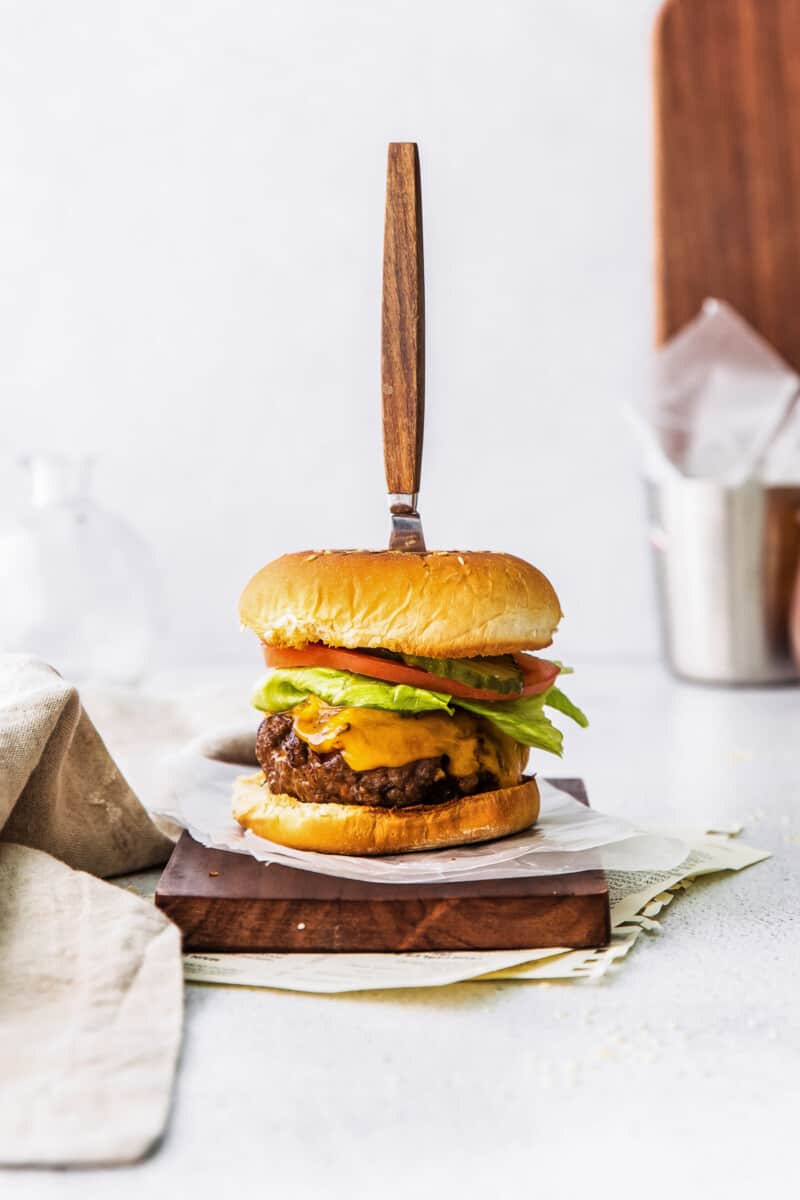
[155,778,610,953]
[654,0,800,365]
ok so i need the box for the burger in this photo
[233,550,587,855]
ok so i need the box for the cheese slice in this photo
[291,696,527,786]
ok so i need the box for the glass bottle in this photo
[0,453,162,683]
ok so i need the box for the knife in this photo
[382,142,427,552]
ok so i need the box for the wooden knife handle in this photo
[382,142,425,500]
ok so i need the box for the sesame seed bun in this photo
[238,550,561,657]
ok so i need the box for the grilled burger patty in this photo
[255,713,501,809]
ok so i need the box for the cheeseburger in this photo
[233,550,587,855]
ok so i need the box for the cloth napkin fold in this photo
[0,654,182,1167]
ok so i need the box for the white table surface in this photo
[9,660,800,1199]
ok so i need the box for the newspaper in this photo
[480,831,769,982]
[182,830,769,994]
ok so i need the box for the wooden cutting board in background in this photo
[654,0,800,363]
[655,0,800,661]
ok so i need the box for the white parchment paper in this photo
[153,741,687,883]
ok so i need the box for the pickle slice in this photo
[399,653,523,695]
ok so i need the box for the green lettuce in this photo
[252,667,453,716]
[252,666,588,758]
[544,686,590,729]
[456,694,566,756]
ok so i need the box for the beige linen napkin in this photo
[0,655,182,1167]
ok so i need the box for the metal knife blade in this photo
[389,493,426,552]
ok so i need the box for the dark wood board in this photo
[155,779,611,953]
[654,0,800,366]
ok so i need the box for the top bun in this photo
[239,550,562,657]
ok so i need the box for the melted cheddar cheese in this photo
[291,696,527,787]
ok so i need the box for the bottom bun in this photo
[231,772,540,856]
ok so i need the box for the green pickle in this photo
[399,653,523,695]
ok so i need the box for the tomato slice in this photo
[512,653,562,693]
[261,645,559,701]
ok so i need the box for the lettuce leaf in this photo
[455,694,566,756]
[252,667,453,716]
[251,666,588,758]
[545,686,589,728]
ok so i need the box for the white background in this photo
[0,0,662,669]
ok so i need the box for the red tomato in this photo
[261,645,558,701]
[512,653,561,693]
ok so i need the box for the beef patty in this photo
[256,712,501,808]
